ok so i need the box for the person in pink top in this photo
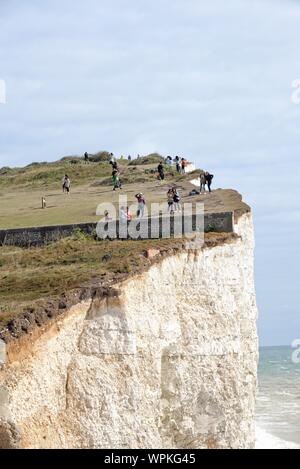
[135,193,146,218]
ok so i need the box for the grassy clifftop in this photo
[0,156,201,229]
[0,154,249,334]
[0,153,169,189]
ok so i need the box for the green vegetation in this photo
[0,233,182,326]
[0,156,200,229]
[128,153,164,165]
[0,231,231,327]
[0,153,243,331]
[0,160,114,189]
[0,156,186,190]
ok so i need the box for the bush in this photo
[60,156,82,162]
[129,153,164,166]
[89,151,111,162]
[0,167,13,176]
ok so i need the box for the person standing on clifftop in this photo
[167,189,175,213]
[200,173,206,194]
[174,156,181,173]
[181,158,187,174]
[135,193,146,218]
[62,175,71,194]
[157,162,165,182]
[205,171,214,193]
[173,188,181,211]
[84,152,89,163]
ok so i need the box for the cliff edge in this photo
[0,208,258,449]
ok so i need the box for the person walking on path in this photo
[84,152,89,163]
[112,169,121,190]
[135,193,146,218]
[62,175,71,194]
[205,171,214,193]
[200,173,206,194]
[157,162,165,182]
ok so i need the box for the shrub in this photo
[89,151,111,162]
[129,153,164,166]
[0,167,13,176]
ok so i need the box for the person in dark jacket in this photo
[205,171,214,192]
[157,162,165,181]
[112,161,118,171]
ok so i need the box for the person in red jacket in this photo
[181,158,187,174]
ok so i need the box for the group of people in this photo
[174,156,188,174]
[157,157,189,182]
[60,152,214,222]
[164,156,188,173]
[117,193,145,223]
[119,206,133,222]
[199,171,214,193]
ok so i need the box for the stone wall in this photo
[0,212,234,247]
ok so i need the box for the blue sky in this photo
[0,0,299,345]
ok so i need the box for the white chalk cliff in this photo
[0,212,258,449]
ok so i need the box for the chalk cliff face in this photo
[0,212,258,449]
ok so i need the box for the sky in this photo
[0,0,299,345]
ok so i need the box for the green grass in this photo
[0,231,232,327]
[0,161,115,190]
[128,154,164,165]
[0,159,200,229]
[0,155,242,331]
[0,233,184,326]
[0,158,189,189]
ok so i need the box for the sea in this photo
[256,346,300,449]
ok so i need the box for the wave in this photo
[256,425,300,449]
